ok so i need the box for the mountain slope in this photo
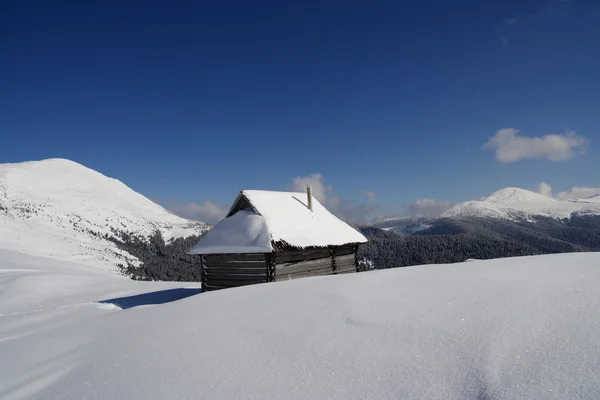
[442,187,600,221]
[0,158,208,272]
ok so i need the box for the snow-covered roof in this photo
[188,190,367,255]
[187,210,273,254]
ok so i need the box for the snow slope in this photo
[442,187,600,221]
[0,159,208,271]
[2,249,599,399]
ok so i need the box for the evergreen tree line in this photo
[356,216,600,270]
[108,216,600,281]
[108,230,207,281]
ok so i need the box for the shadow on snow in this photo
[99,288,202,310]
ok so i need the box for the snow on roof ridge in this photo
[189,189,367,254]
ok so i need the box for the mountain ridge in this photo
[0,158,208,272]
[442,187,600,221]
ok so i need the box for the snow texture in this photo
[188,209,273,254]
[443,187,600,221]
[0,159,208,271]
[189,189,367,254]
[2,249,600,399]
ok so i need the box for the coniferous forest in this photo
[109,216,600,281]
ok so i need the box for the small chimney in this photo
[307,185,313,212]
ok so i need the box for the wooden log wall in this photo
[202,253,268,291]
[275,245,358,281]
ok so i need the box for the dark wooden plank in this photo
[205,272,265,278]
[200,256,206,290]
[205,273,267,282]
[275,248,328,256]
[277,256,332,267]
[335,254,355,262]
[204,260,267,269]
[204,266,266,275]
[205,253,266,262]
[205,273,267,281]
[266,252,276,283]
[333,247,355,257]
[336,260,356,269]
[275,250,332,263]
[277,268,335,281]
[335,265,357,273]
[335,270,357,275]
[278,264,335,277]
[276,259,333,274]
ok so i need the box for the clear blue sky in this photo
[2,0,599,222]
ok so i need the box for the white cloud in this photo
[537,182,553,197]
[362,190,376,201]
[406,198,452,218]
[484,128,588,163]
[166,200,228,224]
[290,173,378,224]
[556,186,600,200]
[536,182,600,200]
[291,173,334,205]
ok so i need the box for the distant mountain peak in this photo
[485,187,556,203]
[442,186,600,221]
[0,158,209,272]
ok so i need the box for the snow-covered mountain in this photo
[0,158,208,272]
[442,187,600,221]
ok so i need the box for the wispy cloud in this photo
[164,173,380,225]
[484,128,588,163]
[164,200,228,224]
[537,182,553,197]
[496,1,574,47]
[405,198,452,218]
[536,182,600,199]
[557,186,600,199]
[362,190,376,201]
[291,173,379,224]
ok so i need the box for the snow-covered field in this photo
[2,249,599,399]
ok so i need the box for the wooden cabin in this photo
[187,186,368,291]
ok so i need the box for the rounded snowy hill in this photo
[442,187,600,221]
[0,158,208,271]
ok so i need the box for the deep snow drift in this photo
[0,159,208,271]
[1,249,599,399]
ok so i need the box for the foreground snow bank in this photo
[1,250,599,399]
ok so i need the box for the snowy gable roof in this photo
[188,190,367,255]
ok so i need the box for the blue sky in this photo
[2,0,599,223]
